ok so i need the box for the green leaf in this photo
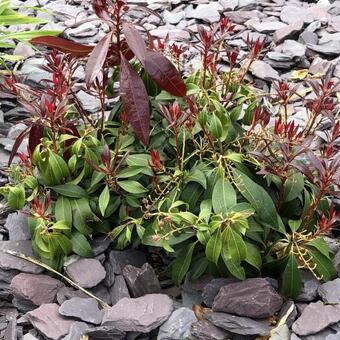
[282,253,302,298]
[8,185,25,210]
[187,168,207,189]
[172,242,197,285]
[308,248,336,282]
[209,114,223,139]
[117,180,148,194]
[0,30,61,42]
[55,196,72,226]
[307,237,330,259]
[126,154,150,167]
[222,227,247,262]
[233,168,285,233]
[54,234,72,255]
[288,219,301,233]
[116,166,145,178]
[205,229,222,264]
[71,198,93,235]
[284,173,304,202]
[245,242,262,270]
[47,150,69,184]
[71,231,93,257]
[99,185,110,216]
[190,257,208,280]
[52,220,70,231]
[222,254,246,280]
[51,184,88,198]
[212,178,236,214]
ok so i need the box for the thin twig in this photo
[3,250,110,309]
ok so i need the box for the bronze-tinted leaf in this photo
[122,22,147,65]
[120,54,150,146]
[28,122,44,155]
[85,32,113,87]
[30,36,93,57]
[144,49,186,97]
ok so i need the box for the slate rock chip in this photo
[109,275,130,305]
[292,301,340,336]
[206,312,270,336]
[202,278,236,307]
[10,273,64,306]
[107,249,146,275]
[59,297,103,325]
[122,262,161,298]
[0,241,43,273]
[318,278,340,303]
[249,60,280,81]
[190,319,230,340]
[27,303,74,340]
[273,20,304,44]
[62,321,91,340]
[85,325,126,340]
[65,258,106,288]
[5,212,30,241]
[157,307,197,340]
[296,271,320,302]
[56,286,88,305]
[212,278,283,318]
[102,294,173,333]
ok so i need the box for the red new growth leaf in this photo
[122,22,147,65]
[30,36,93,57]
[120,54,150,146]
[85,32,113,88]
[143,49,187,97]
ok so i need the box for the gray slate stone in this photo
[102,294,173,333]
[27,303,74,340]
[59,297,103,325]
[249,60,280,80]
[65,259,106,288]
[281,40,306,58]
[292,301,340,336]
[296,271,320,302]
[250,21,287,33]
[157,307,197,340]
[122,263,161,298]
[0,241,43,273]
[108,249,146,275]
[4,212,30,241]
[85,325,126,340]
[10,273,64,306]
[212,278,283,318]
[76,91,101,113]
[56,286,88,305]
[273,20,304,44]
[318,278,340,303]
[62,321,91,340]
[109,275,130,305]
[206,312,270,336]
[189,3,222,22]
[202,278,235,307]
[280,6,307,24]
[190,319,230,340]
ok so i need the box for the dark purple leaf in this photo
[143,49,187,97]
[85,32,113,87]
[122,22,147,65]
[30,36,93,57]
[28,122,44,155]
[120,54,150,146]
[8,127,30,166]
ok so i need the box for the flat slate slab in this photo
[0,241,43,274]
